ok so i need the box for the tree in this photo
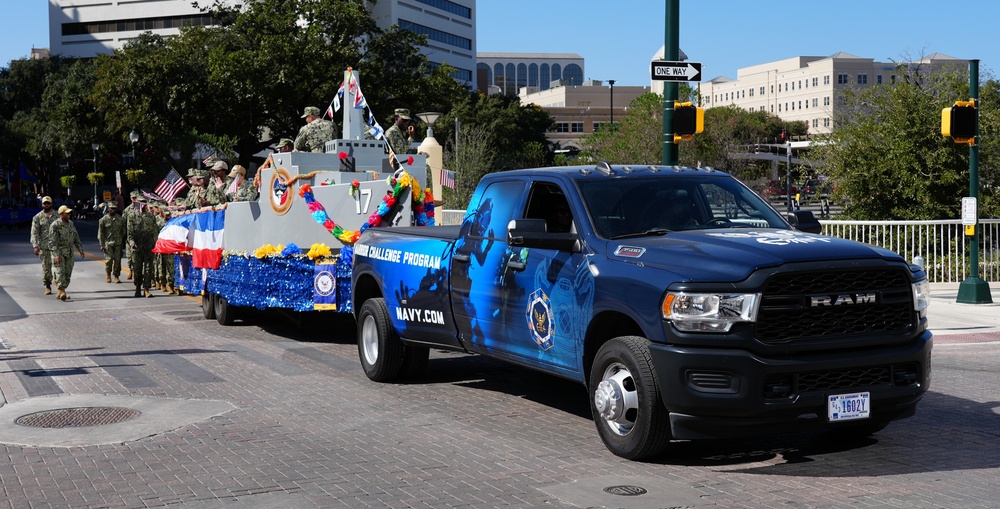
[579,93,663,165]
[435,93,553,171]
[809,66,998,219]
[441,124,496,209]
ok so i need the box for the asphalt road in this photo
[1,220,1000,509]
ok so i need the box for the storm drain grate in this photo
[15,407,141,428]
[603,485,648,496]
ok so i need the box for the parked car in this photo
[802,178,833,197]
[761,180,797,200]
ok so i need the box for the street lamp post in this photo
[129,129,139,167]
[91,142,100,207]
[608,79,616,129]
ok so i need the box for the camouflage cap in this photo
[186,168,199,177]
[301,106,321,118]
[135,195,147,203]
[276,138,293,149]
[194,169,209,179]
[130,190,139,198]
[394,108,411,120]
[107,201,118,209]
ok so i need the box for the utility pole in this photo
[956,59,993,304]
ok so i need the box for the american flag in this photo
[154,168,189,203]
[440,169,456,190]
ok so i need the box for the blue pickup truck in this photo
[351,163,932,459]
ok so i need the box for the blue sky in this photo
[4,1,998,86]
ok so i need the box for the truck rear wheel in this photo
[589,336,670,460]
[202,292,216,320]
[358,298,404,382]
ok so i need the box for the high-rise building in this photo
[368,0,477,90]
[699,52,967,134]
[47,0,477,91]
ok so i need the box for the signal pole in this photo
[956,59,992,304]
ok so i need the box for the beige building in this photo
[520,80,650,152]
[699,52,968,134]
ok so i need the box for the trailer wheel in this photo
[589,336,670,460]
[400,345,430,378]
[202,292,216,320]
[358,298,404,381]
[215,295,237,326]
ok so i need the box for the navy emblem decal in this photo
[525,288,555,350]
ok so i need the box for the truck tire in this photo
[358,298,404,382]
[400,346,430,378]
[589,336,670,460]
[202,292,216,320]
[215,295,237,326]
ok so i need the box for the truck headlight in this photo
[662,292,761,332]
[912,278,930,320]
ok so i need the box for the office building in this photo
[520,80,649,153]
[477,53,585,95]
[47,0,477,91]
[699,52,967,134]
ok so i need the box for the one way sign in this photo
[650,60,702,82]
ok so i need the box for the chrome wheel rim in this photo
[594,362,639,437]
[361,314,379,366]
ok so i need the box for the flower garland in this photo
[298,170,436,246]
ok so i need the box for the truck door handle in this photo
[506,260,526,271]
[453,253,470,263]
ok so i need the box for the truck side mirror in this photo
[507,219,580,252]
[787,210,822,234]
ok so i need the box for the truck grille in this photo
[754,268,913,344]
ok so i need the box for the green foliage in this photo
[441,124,497,209]
[436,93,554,171]
[87,172,105,184]
[810,66,999,219]
[579,93,663,165]
[60,175,76,188]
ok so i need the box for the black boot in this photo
[134,287,142,297]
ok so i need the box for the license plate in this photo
[828,392,870,422]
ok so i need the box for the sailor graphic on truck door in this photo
[450,179,524,353]
[500,181,593,375]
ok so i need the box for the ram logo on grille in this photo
[810,293,877,306]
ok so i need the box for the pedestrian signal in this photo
[941,100,976,144]
[673,102,704,143]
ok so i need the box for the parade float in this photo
[157,69,433,324]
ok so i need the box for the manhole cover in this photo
[15,407,141,428]
[603,485,648,496]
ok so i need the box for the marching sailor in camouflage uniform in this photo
[157,202,177,294]
[127,196,158,298]
[48,205,85,301]
[30,195,58,295]
[123,191,141,280]
[294,106,337,153]
[98,201,126,283]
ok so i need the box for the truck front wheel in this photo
[589,336,670,460]
[358,298,404,382]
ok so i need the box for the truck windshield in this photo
[578,175,789,239]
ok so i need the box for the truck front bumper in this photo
[648,331,932,440]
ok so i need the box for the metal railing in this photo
[437,210,999,283]
[821,219,1000,283]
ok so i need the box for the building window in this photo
[778,104,782,112]
[784,83,788,92]
[760,86,765,95]
[823,96,830,106]
[799,80,802,89]
[505,63,516,95]
[804,100,808,109]
[877,74,883,84]
[770,105,774,112]
[798,101,802,109]
[412,0,472,18]
[528,63,538,87]
[555,122,569,133]
[837,73,849,84]
[857,74,868,84]
[824,117,831,127]
[812,98,818,107]
[812,119,818,128]
[891,75,897,83]
[571,122,584,133]
[398,19,471,50]
[770,85,774,94]
[749,88,754,97]
[562,64,584,86]
[812,77,818,87]
[824,75,830,85]
[791,81,795,90]
[429,62,472,82]
[62,14,217,35]
[517,63,528,89]
[540,64,550,89]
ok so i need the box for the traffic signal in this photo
[941,100,976,144]
[673,101,704,143]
